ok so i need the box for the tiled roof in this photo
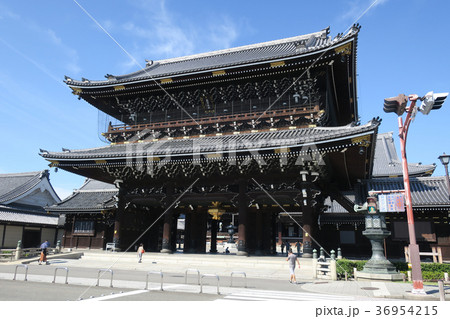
[41,121,379,161]
[0,170,51,203]
[372,132,435,178]
[324,193,356,213]
[77,178,116,191]
[0,205,58,226]
[366,176,450,207]
[323,175,450,213]
[47,179,117,212]
[65,27,358,87]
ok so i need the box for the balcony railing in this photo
[106,105,320,136]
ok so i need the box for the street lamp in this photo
[383,91,448,295]
[438,153,450,200]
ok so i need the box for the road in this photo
[0,263,355,301]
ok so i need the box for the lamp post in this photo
[438,153,450,200]
[383,91,448,295]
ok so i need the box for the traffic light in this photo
[383,93,408,116]
[418,91,448,115]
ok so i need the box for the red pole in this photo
[398,97,425,294]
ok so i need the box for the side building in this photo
[0,170,62,248]
[45,179,117,249]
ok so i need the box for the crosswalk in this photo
[219,289,355,302]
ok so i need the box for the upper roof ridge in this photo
[155,29,329,66]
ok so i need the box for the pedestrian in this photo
[39,240,49,265]
[296,241,302,256]
[280,241,285,255]
[285,240,290,256]
[286,248,300,284]
[137,243,145,263]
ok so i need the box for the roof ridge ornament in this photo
[105,74,117,81]
[351,23,361,33]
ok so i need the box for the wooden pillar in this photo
[255,211,263,255]
[185,208,207,253]
[113,181,126,250]
[237,179,249,256]
[277,215,282,245]
[210,218,218,253]
[302,205,314,258]
[183,211,193,253]
[170,211,179,252]
[161,185,174,254]
[197,209,207,253]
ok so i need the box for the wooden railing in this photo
[107,105,320,135]
[404,246,443,264]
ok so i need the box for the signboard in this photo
[378,194,405,212]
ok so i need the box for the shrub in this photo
[336,259,367,277]
[421,263,450,273]
[335,260,449,281]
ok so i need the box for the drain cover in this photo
[314,282,329,284]
[360,287,379,290]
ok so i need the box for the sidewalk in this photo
[5,249,449,301]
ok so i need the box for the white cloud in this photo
[208,17,239,50]
[117,0,240,72]
[0,5,81,76]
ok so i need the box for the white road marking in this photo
[81,289,148,301]
[371,282,390,296]
[221,289,355,301]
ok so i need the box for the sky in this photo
[0,0,449,200]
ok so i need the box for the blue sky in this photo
[0,0,449,200]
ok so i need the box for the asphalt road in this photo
[0,263,341,301]
[0,279,220,301]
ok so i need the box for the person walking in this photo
[296,241,302,256]
[39,240,49,265]
[137,243,145,263]
[284,240,290,256]
[280,241,285,255]
[286,248,300,284]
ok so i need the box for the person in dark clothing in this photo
[296,241,302,255]
[285,240,290,256]
[39,240,49,265]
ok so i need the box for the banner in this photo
[378,194,405,212]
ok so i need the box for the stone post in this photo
[319,247,325,260]
[56,240,61,253]
[15,240,22,261]
[337,247,342,259]
[330,250,337,280]
[312,249,318,279]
